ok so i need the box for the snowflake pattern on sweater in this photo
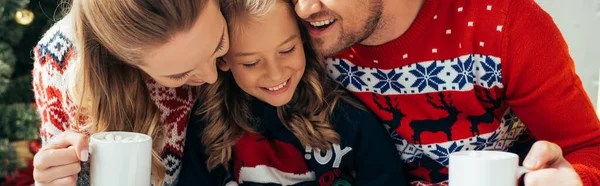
[32,14,198,186]
[328,53,527,185]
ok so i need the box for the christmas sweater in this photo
[31,13,198,185]
[177,98,406,186]
[326,0,600,185]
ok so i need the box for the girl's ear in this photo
[217,58,230,71]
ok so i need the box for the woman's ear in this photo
[217,58,230,71]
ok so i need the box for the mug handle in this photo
[517,166,532,178]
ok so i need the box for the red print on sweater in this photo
[33,47,46,66]
[44,86,67,131]
[233,132,315,185]
[47,49,73,75]
[33,72,45,119]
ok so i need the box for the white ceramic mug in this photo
[449,151,530,186]
[89,131,152,186]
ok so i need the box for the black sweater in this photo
[177,98,405,186]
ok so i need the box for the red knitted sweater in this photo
[326,0,600,185]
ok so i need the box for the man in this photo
[294,0,600,185]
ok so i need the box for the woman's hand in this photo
[33,130,89,186]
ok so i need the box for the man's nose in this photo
[295,0,322,20]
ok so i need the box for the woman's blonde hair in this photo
[198,0,349,171]
[70,0,208,184]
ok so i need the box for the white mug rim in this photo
[90,131,151,144]
[450,150,518,161]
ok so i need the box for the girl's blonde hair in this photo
[70,0,208,184]
[198,0,349,171]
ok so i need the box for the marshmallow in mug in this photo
[103,133,144,142]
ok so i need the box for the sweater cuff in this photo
[572,164,599,186]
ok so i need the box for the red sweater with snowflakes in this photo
[326,0,600,185]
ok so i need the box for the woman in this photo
[31,0,228,185]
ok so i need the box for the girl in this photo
[178,0,405,185]
[32,0,228,185]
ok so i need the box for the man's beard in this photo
[315,0,383,57]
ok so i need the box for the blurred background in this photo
[0,0,599,185]
[0,0,64,185]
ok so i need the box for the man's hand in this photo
[523,140,582,186]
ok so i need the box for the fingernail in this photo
[524,158,538,168]
[81,149,89,162]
